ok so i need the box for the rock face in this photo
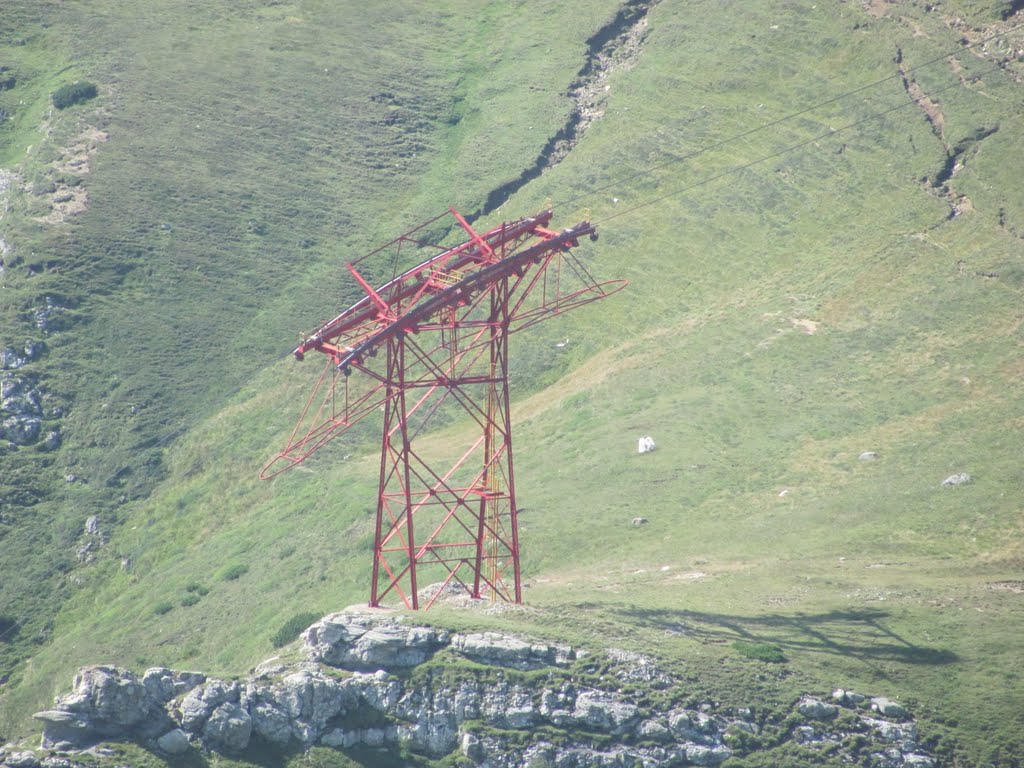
[303,611,450,670]
[26,609,938,768]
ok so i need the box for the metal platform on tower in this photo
[262,208,625,609]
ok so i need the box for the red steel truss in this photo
[262,208,625,609]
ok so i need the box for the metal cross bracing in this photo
[262,208,625,609]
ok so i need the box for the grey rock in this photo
[23,341,42,361]
[941,473,971,487]
[33,710,91,748]
[360,727,390,747]
[460,732,483,760]
[0,348,26,369]
[180,679,239,732]
[637,718,672,741]
[319,728,352,748]
[2,416,40,445]
[304,611,449,670]
[871,697,907,718]
[203,703,252,752]
[4,751,40,768]
[141,668,175,703]
[484,684,536,729]
[33,298,68,333]
[798,697,838,720]
[172,671,206,695]
[568,690,638,733]
[859,451,879,460]
[903,754,935,767]
[452,631,574,670]
[793,725,818,744]
[40,430,61,451]
[667,709,723,741]
[156,728,190,755]
[251,701,292,745]
[685,744,732,765]
[863,716,917,745]
[64,666,148,730]
[271,669,350,740]
[84,516,101,536]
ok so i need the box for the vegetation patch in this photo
[218,563,249,582]
[271,611,321,648]
[732,641,787,664]
[52,81,98,110]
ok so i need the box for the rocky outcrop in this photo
[303,610,577,672]
[21,608,937,768]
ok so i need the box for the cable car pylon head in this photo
[262,208,626,609]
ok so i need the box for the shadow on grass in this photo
[606,606,958,665]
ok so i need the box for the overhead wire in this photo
[556,18,1024,213]
[594,58,1015,224]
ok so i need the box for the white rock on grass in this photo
[871,697,907,718]
[941,473,971,487]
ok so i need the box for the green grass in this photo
[2,0,1024,765]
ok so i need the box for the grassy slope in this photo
[3,0,1024,765]
[0,0,618,704]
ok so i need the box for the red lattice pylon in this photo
[262,208,625,609]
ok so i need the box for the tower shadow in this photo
[605,605,958,666]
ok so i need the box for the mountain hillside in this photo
[2,1,1023,766]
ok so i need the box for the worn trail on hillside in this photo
[471,0,660,220]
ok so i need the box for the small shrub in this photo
[185,582,209,596]
[52,81,98,110]
[732,640,786,663]
[153,601,173,616]
[270,611,321,648]
[218,563,248,581]
[180,593,201,607]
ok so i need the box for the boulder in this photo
[862,716,917,746]
[567,690,638,733]
[637,718,672,741]
[179,679,239,732]
[941,473,971,487]
[685,744,732,765]
[40,430,61,451]
[2,416,40,445]
[319,728,353,748]
[33,710,91,749]
[798,697,837,720]
[871,697,907,718]
[304,611,449,670]
[4,751,40,768]
[156,728,190,755]
[203,703,252,752]
[67,666,147,730]
[451,632,574,670]
[903,754,935,767]
[250,700,293,745]
[0,348,25,369]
